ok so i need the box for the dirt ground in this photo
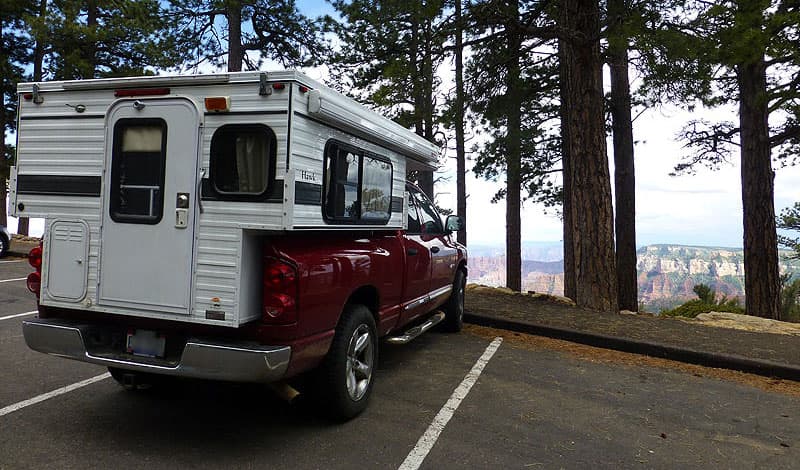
[465,324,800,399]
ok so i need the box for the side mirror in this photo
[445,215,464,233]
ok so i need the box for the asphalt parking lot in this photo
[3,258,800,469]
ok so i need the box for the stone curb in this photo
[465,312,800,381]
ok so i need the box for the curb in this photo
[465,312,800,382]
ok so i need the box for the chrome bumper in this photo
[22,318,291,383]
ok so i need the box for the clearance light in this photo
[298,85,309,93]
[114,87,170,97]
[272,83,286,90]
[204,96,231,112]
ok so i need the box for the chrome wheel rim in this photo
[346,324,374,401]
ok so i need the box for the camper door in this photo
[98,98,199,315]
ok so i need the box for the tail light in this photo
[27,244,43,296]
[262,258,298,324]
[29,245,42,270]
[27,272,41,295]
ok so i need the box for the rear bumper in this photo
[22,318,291,383]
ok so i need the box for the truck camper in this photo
[11,71,467,419]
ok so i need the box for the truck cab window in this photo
[210,124,275,196]
[406,191,422,233]
[412,190,443,235]
[109,119,167,224]
[324,140,392,223]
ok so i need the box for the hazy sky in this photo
[7,0,799,250]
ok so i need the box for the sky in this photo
[6,0,800,250]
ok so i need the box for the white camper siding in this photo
[14,92,107,310]
[289,103,408,229]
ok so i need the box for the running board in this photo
[385,311,446,345]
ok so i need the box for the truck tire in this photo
[0,234,8,258]
[441,269,466,332]
[316,304,377,421]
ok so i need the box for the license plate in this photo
[126,329,166,358]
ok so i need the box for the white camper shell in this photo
[11,71,439,328]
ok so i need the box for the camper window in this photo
[109,118,167,224]
[323,140,392,224]
[210,124,275,196]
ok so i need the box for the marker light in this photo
[204,96,231,112]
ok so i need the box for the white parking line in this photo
[0,373,111,418]
[398,337,503,470]
[0,311,37,321]
[0,277,26,283]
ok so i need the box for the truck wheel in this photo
[317,304,377,421]
[441,269,466,332]
[0,234,8,258]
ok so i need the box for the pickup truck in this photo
[24,182,466,420]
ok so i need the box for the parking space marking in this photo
[0,373,111,418]
[0,277,26,283]
[0,311,37,321]
[398,337,503,470]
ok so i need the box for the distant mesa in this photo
[468,243,800,312]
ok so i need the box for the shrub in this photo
[661,283,745,318]
[661,299,745,318]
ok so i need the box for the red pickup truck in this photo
[25,182,466,419]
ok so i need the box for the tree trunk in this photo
[505,0,522,292]
[418,16,435,200]
[738,57,780,319]
[227,1,243,72]
[558,37,575,301]
[17,0,47,237]
[608,0,636,311]
[83,0,98,78]
[454,0,467,247]
[560,0,618,312]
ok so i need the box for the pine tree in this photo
[46,0,180,79]
[467,0,561,291]
[1,1,31,228]
[166,0,328,73]
[636,0,800,319]
[328,0,447,198]
[560,0,618,312]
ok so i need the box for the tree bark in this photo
[608,0,636,311]
[83,0,98,78]
[560,0,617,312]
[558,37,576,301]
[227,1,243,72]
[738,57,780,319]
[454,0,467,246]
[419,16,436,200]
[505,0,522,292]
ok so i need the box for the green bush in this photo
[661,299,745,318]
[661,283,745,318]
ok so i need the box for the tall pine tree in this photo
[637,0,800,319]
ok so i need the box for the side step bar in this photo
[385,311,446,345]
